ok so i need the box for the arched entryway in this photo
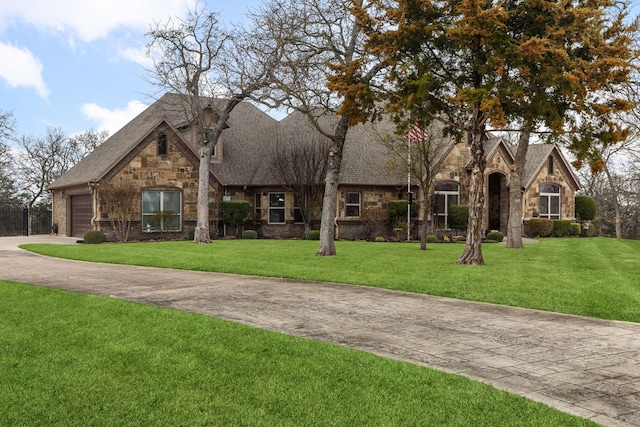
[487,173,509,234]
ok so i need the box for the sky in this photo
[0,0,263,145]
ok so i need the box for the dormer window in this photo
[158,133,168,155]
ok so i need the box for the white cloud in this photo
[0,42,49,98]
[0,0,195,43]
[118,46,153,68]
[81,100,148,135]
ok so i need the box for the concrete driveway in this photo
[1,235,640,426]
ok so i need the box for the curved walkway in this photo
[2,235,640,427]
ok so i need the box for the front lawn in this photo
[0,281,595,426]
[23,237,640,323]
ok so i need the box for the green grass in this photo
[23,237,640,323]
[0,281,595,426]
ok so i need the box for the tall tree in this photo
[254,0,386,256]
[499,0,638,248]
[17,127,79,208]
[362,0,508,264]
[0,110,20,205]
[146,3,280,244]
[270,132,331,237]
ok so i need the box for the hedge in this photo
[528,219,553,237]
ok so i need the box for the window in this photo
[142,191,182,232]
[345,192,361,217]
[254,193,262,220]
[433,182,459,229]
[158,133,168,155]
[268,193,286,224]
[539,184,560,219]
[548,156,554,175]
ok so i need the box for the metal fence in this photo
[0,205,52,236]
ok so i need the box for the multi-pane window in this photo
[142,191,181,232]
[345,192,361,217]
[433,182,459,229]
[539,183,560,219]
[268,193,286,224]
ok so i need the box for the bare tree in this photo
[146,3,280,244]
[98,185,137,242]
[382,121,451,250]
[69,129,109,160]
[270,132,331,237]
[17,127,81,208]
[253,0,386,255]
[0,110,21,205]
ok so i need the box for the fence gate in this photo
[0,205,52,236]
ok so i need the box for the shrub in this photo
[528,219,553,237]
[486,230,504,242]
[374,236,386,242]
[570,223,581,237]
[552,220,572,237]
[387,200,418,224]
[426,234,438,244]
[83,230,106,244]
[448,205,469,231]
[306,230,320,240]
[242,230,258,239]
[221,200,251,228]
[188,228,195,240]
[575,195,596,221]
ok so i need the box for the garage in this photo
[70,194,93,238]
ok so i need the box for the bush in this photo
[221,200,251,228]
[570,223,581,237]
[374,236,386,242]
[306,230,320,240]
[188,228,195,240]
[448,205,469,231]
[387,200,418,224]
[83,230,106,244]
[575,195,596,221]
[426,234,438,244]
[528,219,553,237]
[485,230,504,242]
[242,230,258,239]
[552,220,572,237]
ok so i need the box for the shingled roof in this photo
[50,93,409,190]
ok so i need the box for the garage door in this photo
[70,194,93,238]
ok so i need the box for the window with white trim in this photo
[539,183,560,219]
[345,192,361,217]
[268,193,286,224]
[142,190,182,232]
[433,182,459,229]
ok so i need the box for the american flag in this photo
[405,123,426,142]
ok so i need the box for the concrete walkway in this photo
[2,235,640,427]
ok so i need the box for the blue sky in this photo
[0,0,262,145]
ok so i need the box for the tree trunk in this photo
[506,129,531,248]
[420,188,430,250]
[316,115,349,256]
[194,143,215,244]
[604,164,622,239]
[457,117,486,265]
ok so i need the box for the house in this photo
[49,93,581,240]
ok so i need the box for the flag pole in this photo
[407,135,411,241]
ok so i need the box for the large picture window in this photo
[433,182,459,229]
[539,184,560,219]
[142,190,182,232]
[269,193,286,224]
[345,192,361,217]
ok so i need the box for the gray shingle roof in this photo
[50,93,578,192]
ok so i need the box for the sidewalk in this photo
[2,235,640,426]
